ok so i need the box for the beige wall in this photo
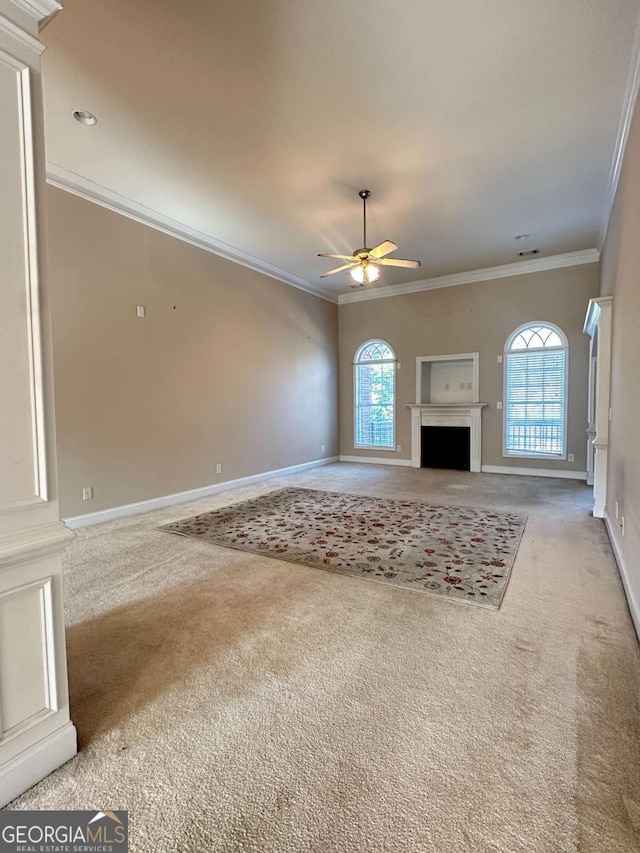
[600,93,640,626]
[339,264,600,471]
[46,186,339,518]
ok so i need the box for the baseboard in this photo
[0,722,77,808]
[480,465,587,481]
[339,455,413,467]
[64,456,339,529]
[604,510,640,643]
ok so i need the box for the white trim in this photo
[504,320,568,352]
[18,55,48,502]
[0,578,57,741]
[0,49,49,503]
[0,522,74,569]
[583,297,613,518]
[0,722,76,809]
[64,457,340,529]
[407,403,486,472]
[8,0,61,23]
[604,510,640,643]
[353,338,396,452]
[0,14,45,53]
[45,164,337,305]
[339,455,412,467]
[481,465,586,481]
[415,352,479,405]
[338,250,600,304]
[598,12,640,253]
[503,321,569,461]
[503,451,567,461]
[353,339,396,362]
[583,295,613,336]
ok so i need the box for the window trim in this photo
[502,321,569,461]
[353,338,396,450]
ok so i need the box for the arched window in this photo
[504,322,568,458]
[354,339,395,449]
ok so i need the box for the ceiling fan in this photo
[318,189,421,285]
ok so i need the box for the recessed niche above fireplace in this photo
[416,352,479,404]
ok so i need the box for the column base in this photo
[0,722,77,807]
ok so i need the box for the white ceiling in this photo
[41,0,640,299]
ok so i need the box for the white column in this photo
[585,345,597,487]
[0,0,77,806]
[410,407,421,467]
[583,297,613,519]
[469,407,482,473]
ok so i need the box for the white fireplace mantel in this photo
[406,403,487,472]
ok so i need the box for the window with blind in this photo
[504,323,568,458]
[354,340,395,449]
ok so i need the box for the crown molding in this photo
[338,249,600,304]
[45,164,599,309]
[598,10,640,253]
[45,164,337,304]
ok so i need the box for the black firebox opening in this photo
[421,426,470,471]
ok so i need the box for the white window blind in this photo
[504,325,567,457]
[354,341,395,448]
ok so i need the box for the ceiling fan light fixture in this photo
[350,261,380,284]
[318,189,419,282]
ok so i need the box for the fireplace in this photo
[406,403,487,472]
[421,426,470,470]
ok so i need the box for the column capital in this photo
[9,0,61,23]
[0,0,61,38]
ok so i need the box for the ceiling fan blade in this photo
[369,240,398,259]
[320,262,357,277]
[318,253,356,260]
[379,258,422,268]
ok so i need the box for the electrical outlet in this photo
[321,445,325,452]
[497,355,503,363]
[621,516,625,536]
[496,402,502,410]
[136,305,145,317]
[396,444,401,452]
[82,487,93,501]
[215,464,222,474]
[568,453,574,462]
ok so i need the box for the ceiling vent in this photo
[518,249,539,257]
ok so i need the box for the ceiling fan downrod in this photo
[359,189,370,249]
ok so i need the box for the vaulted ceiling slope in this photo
[42,0,640,299]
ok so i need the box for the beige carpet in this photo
[5,463,640,852]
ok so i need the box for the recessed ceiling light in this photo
[514,234,530,241]
[73,109,97,126]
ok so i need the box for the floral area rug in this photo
[159,488,527,609]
